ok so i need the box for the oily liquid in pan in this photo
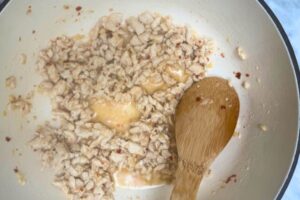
[91,100,171,187]
[90,63,190,187]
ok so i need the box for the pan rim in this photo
[257,1,300,199]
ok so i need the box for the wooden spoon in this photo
[170,77,239,200]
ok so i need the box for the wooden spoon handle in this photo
[170,166,204,200]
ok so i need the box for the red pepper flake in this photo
[116,149,122,154]
[220,53,225,58]
[220,105,226,110]
[234,72,241,79]
[75,6,82,12]
[245,73,250,77]
[195,96,202,102]
[5,136,11,142]
[169,156,173,161]
[95,171,101,177]
[13,167,19,173]
[225,174,237,184]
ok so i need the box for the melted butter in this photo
[206,62,213,69]
[114,169,172,187]
[141,64,190,94]
[90,99,140,132]
[141,75,167,94]
[166,64,189,82]
[72,34,85,41]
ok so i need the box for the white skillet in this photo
[0,0,299,199]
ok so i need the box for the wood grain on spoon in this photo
[171,77,239,200]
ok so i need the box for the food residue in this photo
[5,136,11,142]
[227,79,233,87]
[63,5,70,10]
[72,34,85,41]
[233,131,240,137]
[225,174,237,184]
[13,167,26,186]
[26,5,32,15]
[206,62,213,69]
[75,6,82,12]
[195,96,202,102]
[220,53,225,58]
[258,124,268,132]
[256,78,261,84]
[236,47,247,60]
[2,110,7,117]
[19,53,27,65]
[8,94,32,115]
[12,148,22,156]
[199,97,213,105]
[242,81,250,89]
[5,76,17,89]
[234,72,241,79]
[205,169,212,177]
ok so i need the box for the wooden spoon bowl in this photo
[171,77,239,200]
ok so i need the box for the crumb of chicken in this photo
[236,47,247,60]
[8,93,33,115]
[242,81,250,89]
[5,76,17,89]
[19,53,27,65]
